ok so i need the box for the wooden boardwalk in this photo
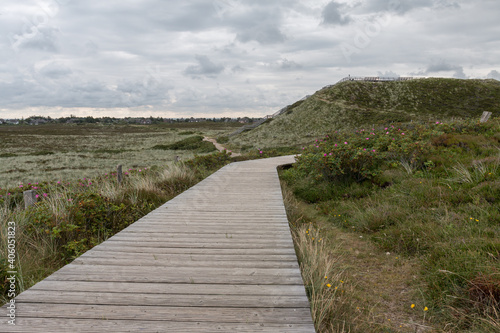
[2,156,315,332]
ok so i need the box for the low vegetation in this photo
[152,135,216,153]
[281,116,500,332]
[0,122,236,188]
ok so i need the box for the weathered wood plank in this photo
[16,290,310,308]
[88,245,297,255]
[79,251,298,262]
[12,303,313,323]
[28,281,309,296]
[71,257,299,268]
[2,318,314,333]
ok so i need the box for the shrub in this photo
[152,135,216,152]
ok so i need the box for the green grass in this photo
[281,116,500,332]
[231,78,500,149]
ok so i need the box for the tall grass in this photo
[283,186,358,332]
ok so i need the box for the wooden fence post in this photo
[23,190,37,209]
[117,165,123,184]
[480,111,492,123]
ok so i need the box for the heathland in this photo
[0,121,240,188]
[1,78,500,332]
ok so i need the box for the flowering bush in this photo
[295,125,431,182]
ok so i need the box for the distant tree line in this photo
[0,115,258,125]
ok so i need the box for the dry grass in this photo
[0,123,235,188]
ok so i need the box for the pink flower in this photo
[259,151,263,154]
[385,128,388,130]
[386,132,389,134]
[344,142,348,144]
[334,144,337,147]
[57,181,61,184]
[366,138,369,140]
[19,185,23,188]
[372,150,376,152]
[363,148,366,151]
[436,121,440,124]
[329,153,332,156]
[43,193,48,197]
[35,194,40,198]
[324,153,327,157]
[68,199,73,202]
[402,133,405,135]
[302,147,305,150]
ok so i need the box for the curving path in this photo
[1,155,315,332]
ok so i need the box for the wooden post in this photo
[23,190,37,209]
[480,111,492,123]
[117,165,123,184]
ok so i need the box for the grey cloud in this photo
[12,26,59,52]
[38,62,72,79]
[487,70,500,80]
[236,23,286,44]
[322,1,351,26]
[184,55,225,78]
[231,65,245,73]
[423,60,467,79]
[377,70,400,77]
[363,0,459,15]
[278,58,302,70]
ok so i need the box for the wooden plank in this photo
[15,290,310,308]
[78,251,298,262]
[88,245,297,255]
[28,281,309,296]
[12,303,313,323]
[2,318,315,333]
[87,240,294,249]
[71,257,299,268]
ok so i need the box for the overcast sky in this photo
[1,0,499,119]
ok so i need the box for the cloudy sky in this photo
[1,0,499,119]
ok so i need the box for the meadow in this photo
[0,122,240,188]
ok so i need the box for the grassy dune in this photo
[231,78,500,149]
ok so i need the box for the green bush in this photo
[152,135,216,152]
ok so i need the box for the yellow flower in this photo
[324,276,328,279]
[475,219,479,222]
[424,307,428,311]
[327,284,331,288]
[312,237,315,240]
[411,304,415,308]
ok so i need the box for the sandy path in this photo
[203,137,241,157]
